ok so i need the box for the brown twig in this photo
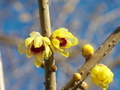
[37,0,56,90]
[61,26,120,90]
[0,34,23,46]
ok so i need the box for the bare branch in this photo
[0,34,23,46]
[62,26,120,90]
[37,0,56,90]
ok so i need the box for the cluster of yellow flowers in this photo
[18,28,78,67]
[18,28,114,90]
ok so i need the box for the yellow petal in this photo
[98,84,108,90]
[59,49,69,57]
[48,50,52,59]
[30,31,40,37]
[37,52,44,61]
[18,42,26,54]
[25,37,34,47]
[58,28,68,32]
[26,48,33,58]
[91,66,100,77]
[91,76,99,85]
[58,33,66,38]
[63,31,73,38]
[61,32,78,46]
[44,46,52,60]
[42,37,51,45]
[33,36,42,48]
[44,52,52,60]
[98,67,108,80]
[109,72,114,82]
[44,43,50,58]
[71,37,78,46]
[65,40,72,48]
[103,79,109,86]
[52,39,60,49]
[50,44,57,52]
[45,45,52,60]
[52,28,68,37]
[107,70,114,83]
[34,56,42,68]
[52,30,61,37]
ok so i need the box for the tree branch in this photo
[38,0,56,90]
[0,34,23,46]
[62,26,120,90]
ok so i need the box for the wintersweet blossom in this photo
[90,64,114,90]
[50,28,78,57]
[18,31,52,67]
[82,44,94,59]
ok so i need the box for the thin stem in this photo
[37,0,56,90]
[62,26,120,90]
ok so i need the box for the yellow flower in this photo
[18,31,52,68]
[82,44,94,59]
[50,28,78,57]
[90,64,114,90]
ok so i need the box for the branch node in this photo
[80,71,84,75]
[47,78,50,81]
[104,52,108,56]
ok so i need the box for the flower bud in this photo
[82,44,94,59]
[90,64,114,90]
[73,73,82,81]
[80,82,88,90]
[49,65,57,72]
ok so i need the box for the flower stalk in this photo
[38,0,56,90]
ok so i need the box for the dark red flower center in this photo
[30,44,45,54]
[56,37,67,47]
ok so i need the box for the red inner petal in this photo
[56,37,67,47]
[30,44,45,54]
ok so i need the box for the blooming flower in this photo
[50,28,78,57]
[90,64,114,90]
[82,44,94,59]
[18,31,52,67]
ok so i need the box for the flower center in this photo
[56,37,67,47]
[30,44,45,54]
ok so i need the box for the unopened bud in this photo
[80,82,88,90]
[73,73,82,81]
[82,44,94,60]
[49,65,57,72]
